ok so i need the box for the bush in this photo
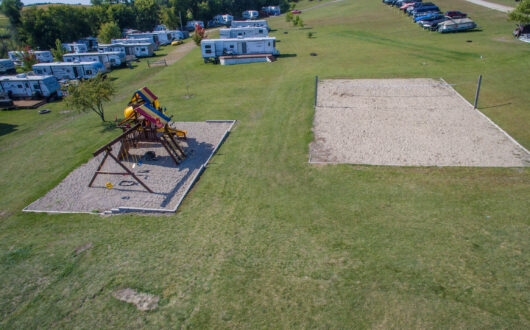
[307,32,313,38]
[192,24,206,46]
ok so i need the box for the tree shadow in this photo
[279,53,297,58]
[0,123,17,137]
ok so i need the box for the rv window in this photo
[141,48,146,51]
[205,45,211,49]
[230,45,234,48]
[17,84,22,88]
[259,29,263,33]
[33,84,40,89]
[205,50,212,54]
[86,70,92,75]
[25,83,29,88]
[268,42,270,46]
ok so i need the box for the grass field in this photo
[1,0,529,327]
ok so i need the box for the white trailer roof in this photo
[64,51,123,56]
[204,37,276,42]
[33,61,100,66]
[0,74,54,81]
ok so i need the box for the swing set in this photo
[88,87,187,193]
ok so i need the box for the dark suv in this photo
[445,11,467,18]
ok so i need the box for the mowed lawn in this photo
[1,0,529,327]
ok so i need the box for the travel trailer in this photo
[0,74,62,100]
[8,50,54,64]
[126,32,160,45]
[437,18,477,33]
[77,37,99,51]
[112,38,158,50]
[185,20,204,31]
[98,43,155,57]
[201,37,279,65]
[212,14,233,26]
[32,61,104,80]
[63,52,125,68]
[230,20,270,31]
[262,6,281,16]
[63,43,88,53]
[242,10,259,20]
[219,27,268,39]
[0,59,16,75]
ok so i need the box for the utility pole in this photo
[179,11,183,31]
[474,74,482,109]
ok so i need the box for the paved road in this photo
[463,0,514,13]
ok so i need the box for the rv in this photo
[213,14,233,26]
[437,18,477,33]
[262,6,281,16]
[242,10,259,20]
[126,32,162,46]
[0,74,62,100]
[201,37,279,64]
[77,37,99,51]
[152,30,172,45]
[63,43,88,53]
[32,61,104,80]
[185,20,204,32]
[219,27,268,39]
[112,38,158,50]
[63,52,125,68]
[98,43,155,57]
[0,59,16,75]
[8,50,54,64]
[230,20,270,31]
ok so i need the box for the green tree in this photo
[0,0,23,26]
[134,0,160,31]
[66,74,116,122]
[51,39,64,61]
[509,0,530,24]
[98,21,121,44]
[20,46,37,72]
[285,11,293,22]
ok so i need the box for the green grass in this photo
[0,0,529,327]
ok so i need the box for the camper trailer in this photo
[98,43,155,57]
[212,14,233,26]
[63,43,88,53]
[77,37,99,51]
[112,38,158,50]
[219,27,268,39]
[63,52,125,68]
[152,30,172,45]
[230,20,270,31]
[262,6,281,16]
[185,20,204,32]
[0,59,16,75]
[126,32,162,46]
[32,61,104,80]
[0,74,62,100]
[201,37,279,65]
[8,50,54,64]
[242,10,259,20]
[437,18,477,33]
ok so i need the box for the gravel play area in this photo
[24,121,235,214]
[309,78,529,167]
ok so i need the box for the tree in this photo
[135,0,160,31]
[98,21,121,44]
[20,46,37,72]
[509,0,530,24]
[0,0,23,26]
[66,74,115,122]
[285,11,293,22]
[192,23,206,45]
[51,39,64,61]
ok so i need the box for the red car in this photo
[291,10,302,14]
[445,11,467,18]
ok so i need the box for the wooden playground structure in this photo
[88,87,187,192]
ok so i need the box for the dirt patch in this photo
[74,242,92,256]
[113,288,159,311]
[309,79,529,167]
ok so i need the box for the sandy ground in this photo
[309,79,529,167]
[463,0,514,13]
[25,121,234,214]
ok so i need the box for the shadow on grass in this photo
[0,123,18,137]
[479,102,512,110]
[279,54,297,58]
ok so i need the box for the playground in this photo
[24,87,235,213]
[310,78,529,166]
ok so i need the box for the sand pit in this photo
[309,78,529,167]
[24,121,235,214]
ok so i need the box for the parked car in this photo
[422,17,449,30]
[513,24,530,38]
[406,2,436,14]
[414,12,444,22]
[445,11,467,18]
[437,18,477,33]
[412,10,440,19]
[291,10,302,14]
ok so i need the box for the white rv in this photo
[213,14,233,26]
[201,37,279,64]
[219,27,268,39]
[0,74,62,99]
[112,38,158,50]
[63,52,125,68]
[262,6,281,16]
[98,43,155,57]
[32,61,104,80]
[185,20,204,32]
[0,59,16,75]
[126,32,161,46]
[242,10,259,20]
[63,43,88,53]
[77,37,99,51]
[230,20,270,31]
[8,50,54,64]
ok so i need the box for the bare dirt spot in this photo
[113,288,159,311]
[74,243,92,256]
[309,78,529,167]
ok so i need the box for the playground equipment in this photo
[88,87,187,192]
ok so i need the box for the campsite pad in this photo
[309,79,529,167]
[25,121,235,214]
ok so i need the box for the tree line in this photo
[0,0,298,53]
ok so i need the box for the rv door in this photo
[242,42,247,54]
